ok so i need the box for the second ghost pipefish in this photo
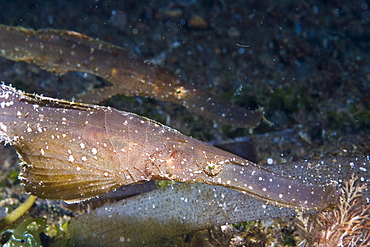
[0,24,263,129]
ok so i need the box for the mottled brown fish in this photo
[0,84,339,210]
[0,24,263,129]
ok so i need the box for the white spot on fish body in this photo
[68,155,75,162]
[0,122,7,133]
[36,124,43,133]
[0,101,14,108]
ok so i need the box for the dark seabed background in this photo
[0,0,369,246]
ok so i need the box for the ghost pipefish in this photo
[68,183,296,247]
[0,84,339,209]
[67,156,369,246]
[0,24,263,129]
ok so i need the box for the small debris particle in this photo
[187,15,208,29]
